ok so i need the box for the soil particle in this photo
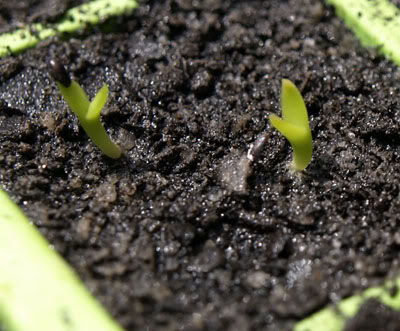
[245,270,270,289]
[0,58,23,81]
[188,240,224,273]
[220,152,251,194]
[191,70,214,97]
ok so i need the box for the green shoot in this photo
[0,0,138,58]
[294,276,400,331]
[269,79,312,171]
[326,0,400,67]
[0,187,125,331]
[50,60,121,159]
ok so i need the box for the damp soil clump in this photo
[2,0,400,330]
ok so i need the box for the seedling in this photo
[326,0,400,67]
[0,187,125,331]
[0,0,138,58]
[294,276,400,331]
[269,79,312,171]
[50,60,121,159]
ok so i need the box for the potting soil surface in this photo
[2,0,400,330]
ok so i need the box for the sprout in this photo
[50,60,121,159]
[326,0,400,67]
[0,187,125,331]
[269,79,312,171]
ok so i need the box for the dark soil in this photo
[2,0,400,330]
[344,298,400,331]
[0,0,86,34]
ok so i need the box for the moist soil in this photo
[1,0,400,330]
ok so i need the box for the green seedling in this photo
[294,276,400,331]
[0,187,125,331]
[269,79,312,171]
[326,0,400,67]
[50,60,121,159]
[0,0,138,58]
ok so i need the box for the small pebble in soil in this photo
[188,240,224,273]
[95,182,117,203]
[75,217,92,241]
[191,70,214,97]
[220,153,251,194]
[245,271,270,289]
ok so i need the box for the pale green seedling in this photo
[0,0,138,58]
[0,187,125,331]
[51,61,121,159]
[269,79,312,171]
[326,0,400,67]
[294,277,400,331]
